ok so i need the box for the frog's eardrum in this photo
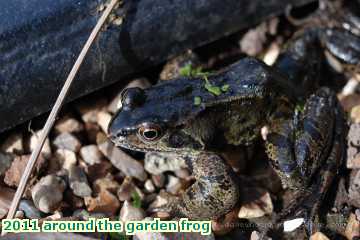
[0,0,314,132]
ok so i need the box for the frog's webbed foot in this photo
[152,153,240,220]
[266,88,346,234]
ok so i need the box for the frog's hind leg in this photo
[153,153,240,220]
[276,87,346,233]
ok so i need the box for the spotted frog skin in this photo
[108,18,359,231]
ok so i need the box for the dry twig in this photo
[2,0,119,235]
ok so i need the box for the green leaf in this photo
[194,96,202,106]
[179,63,192,77]
[131,191,142,208]
[192,66,204,76]
[295,103,305,113]
[221,84,230,92]
[204,83,222,96]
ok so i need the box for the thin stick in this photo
[3,0,118,232]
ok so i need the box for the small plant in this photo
[194,96,202,105]
[180,63,231,104]
[131,191,142,208]
[179,63,204,77]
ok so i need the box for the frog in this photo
[108,10,359,234]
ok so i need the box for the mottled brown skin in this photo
[108,19,358,232]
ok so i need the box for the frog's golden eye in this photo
[138,123,163,142]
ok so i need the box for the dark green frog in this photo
[108,25,359,232]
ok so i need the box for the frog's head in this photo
[108,83,207,154]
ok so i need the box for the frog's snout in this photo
[108,121,127,138]
[108,116,126,140]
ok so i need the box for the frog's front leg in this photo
[156,153,240,220]
[266,88,346,232]
[265,97,304,191]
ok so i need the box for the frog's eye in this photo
[119,87,146,110]
[138,123,163,142]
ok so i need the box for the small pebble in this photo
[0,187,15,219]
[310,232,330,240]
[53,132,81,152]
[0,133,23,154]
[4,154,46,187]
[144,179,155,193]
[45,211,63,221]
[351,106,360,123]
[174,168,190,179]
[345,213,360,240]
[55,149,77,171]
[152,174,165,188]
[80,145,103,165]
[0,209,7,219]
[119,200,146,222]
[250,231,261,240]
[69,165,92,198]
[54,117,84,133]
[76,99,107,123]
[341,78,359,96]
[15,210,24,219]
[355,209,360,221]
[97,111,112,134]
[19,200,42,219]
[0,152,13,176]
[148,191,170,210]
[166,175,182,194]
[98,135,147,181]
[283,218,304,232]
[85,190,120,215]
[347,124,360,169]
[117,177,144,202]
[93,175,120,194]
[349,170,360,207]
[240,22,267,56]
[30,131,52,159]
[339,93,360,112]
[85,161,113,183]
[31,175,66,213]
[263,42,280,66]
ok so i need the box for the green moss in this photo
[179,63,227,96]
[221,84,230,92]
[295,102,305,113]
[204,83,222,96]
[179,63,204,77]
[131,191,142,208]
[194,96,202,106]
